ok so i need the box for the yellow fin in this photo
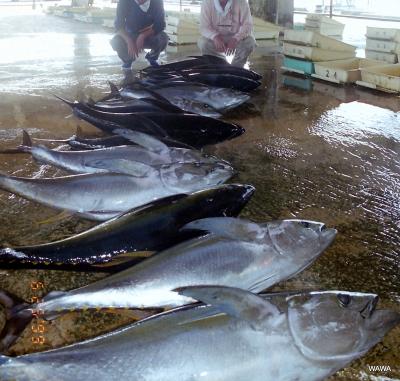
[92,251,154,268]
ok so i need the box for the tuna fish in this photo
[121,81,251,111]
[34,126,194,150]
[0,287,397,381]
[57,98,245,149]
[0,130,222,175]
[0,162,234,220]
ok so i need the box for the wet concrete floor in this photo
[0,7,399,381]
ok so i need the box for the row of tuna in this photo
[0,56,398,381]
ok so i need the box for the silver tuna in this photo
[3,130,221,176]
[1,287,398,381]
[121,82,251,112]
[0,163,233,220]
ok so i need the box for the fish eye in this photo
[337,293,351,307]
[203,104,210,108]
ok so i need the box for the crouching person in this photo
[110,0,168,72]
[198,0,256,67]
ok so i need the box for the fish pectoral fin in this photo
[112,128,169,153]
[86,159,157,177]
[175,286,280,329]
[180,217,264,242]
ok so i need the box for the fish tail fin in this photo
[21,130,33,148]
[0,290,32,352]
[0,130,33,154]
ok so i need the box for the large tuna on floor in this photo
[0,184,255,270]
[0,287,398,381]
[58,98,245,149]
[34,126,194,150]
[121,81,251,111]
[1,130,223,176]
[0,162,234,220]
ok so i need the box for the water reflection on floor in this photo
[0,8,399,381]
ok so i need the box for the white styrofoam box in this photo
[366,38,400,54]
[254,29,280,40]
[252,17,282,30]
[313,58,383,83]
[306,14,344,26]
[166,43,198,53]
[366,26,400,42]
[283,42,356,61]
[305,14,345,37]
[166,24,199,35]
[365,50,398,64]
[168,33,199,44]
[360,63,400,92]
[284,30,355,51]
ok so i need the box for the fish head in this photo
[265,219,337,267]
[161,162,235,191]
[287,290,400,364]
[189,184,255,219]
[208,88,251,110]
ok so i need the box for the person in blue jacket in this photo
[110,0,168,71]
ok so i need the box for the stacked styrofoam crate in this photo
[305,14,345,39]
[165,11,200,45]
[365,27,400,64]
[164,11,281,46]
[253,17,281,41]
[282,30,356,75]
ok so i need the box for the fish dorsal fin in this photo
[87,158,157,177]
[22,130,32,147]
[112,128,168,153]
[87,97,95,105]
[108,81,120,97]
[181,217,266,242]
[175,286,279,329]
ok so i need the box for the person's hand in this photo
[213,35,225,52]
[136,33,146,53]
[127,37,138,58]
[225,37,238,55]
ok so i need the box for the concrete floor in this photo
[0,6,399,381]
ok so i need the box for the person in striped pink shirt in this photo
[198,0,256,67]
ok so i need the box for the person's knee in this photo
[159,31,169,49]
[110,34,126,52]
